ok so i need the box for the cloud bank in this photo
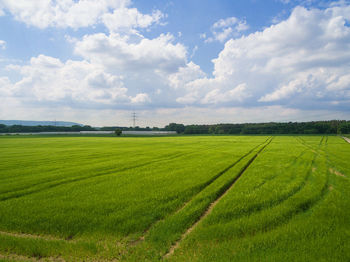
[0,1,350,125]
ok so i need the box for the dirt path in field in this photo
[0,254,38,262]
[0,253,65,262]
[329,168,346,177]
[163,138,272,259]
[0,230,74,242]
[342,136,350,144]
[0,253,119,262]
[130,138,273,246]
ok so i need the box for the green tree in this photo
[165,123,185,134]
[115,128,122,136]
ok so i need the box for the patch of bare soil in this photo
[0,230,70,242]
[0,253,65,262]
[329,168,346,177]
[342,136,350,144]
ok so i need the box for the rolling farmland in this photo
[0,135,349,261]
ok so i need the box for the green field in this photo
[0,135,349,261]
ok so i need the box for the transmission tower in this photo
[132,111,137,128]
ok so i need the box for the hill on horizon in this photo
[0,120,83,127]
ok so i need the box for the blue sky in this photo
[0,0,349,127]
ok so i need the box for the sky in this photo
[0,0,349,127]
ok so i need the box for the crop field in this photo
[0,135,349,261]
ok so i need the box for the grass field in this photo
[0,135,349,261]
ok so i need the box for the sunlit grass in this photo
[0,135,349,261]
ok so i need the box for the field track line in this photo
[300,136,348,177]
[233,137,331,238]
[0,253,65,262]
[1,141,230,200]
[0,230,73,242]
[1,147,222,202]
[163,138,273,259]
[233,179,331,239]
[220,149,314,221]
[0,151,189,196]
[329,168,347,177]
[0,140,227,186]
[192,137,330,241]
[131,138,272,244]
[342,136,350,144]
[250,139,309,192]
[256,168,330,237]
[253,137,323,205]
[0,144,215,185]
[296,137,324,154]
[0,253,120,262]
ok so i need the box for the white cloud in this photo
[167,3,350,112]
[203,5,350,110]
[0,40,5,49]
[0,21,188,113]
[122,106,350,127]
[190,45,198,58]
[102,8,163,33]
[1,27,189,111]
[0,1,5,16]
[131,93,151,104]
[199,33,206,39]
[0,76,11,96]
[1,3,350,125]
[64,35,78,44]
[212,17,238,29]
[0,0,163,33]
[168,62,205,90]
[278,0,321,5]
[259,78,305,102]
[0,0,119,29]
[4,54,150,107]
[201,83,250,104]
[205,16,249,43]
[279,0,292,3]
[74,33,187,74]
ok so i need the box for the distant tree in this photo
[115,128,122,136]
[339,122,350,134]
[208,126,216,134]
[215,126,224,134]
[165,123,185,134]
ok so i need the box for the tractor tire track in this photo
[0,148,218,202]
[163,138,273,259]
[238,166,330,239]
[1,142,230,200]
[0,230,72,243]
[214,138,317,222]
[342,136,350,144]
[0,151,191,197]
[231,137,330,238]
[130,138,272,245]
[250,146,309,192]
[0,253,48,262]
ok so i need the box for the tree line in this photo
[0,124,163,133]
[1,120,349,134]
[164,121,350,134]
[0,124,95,133]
